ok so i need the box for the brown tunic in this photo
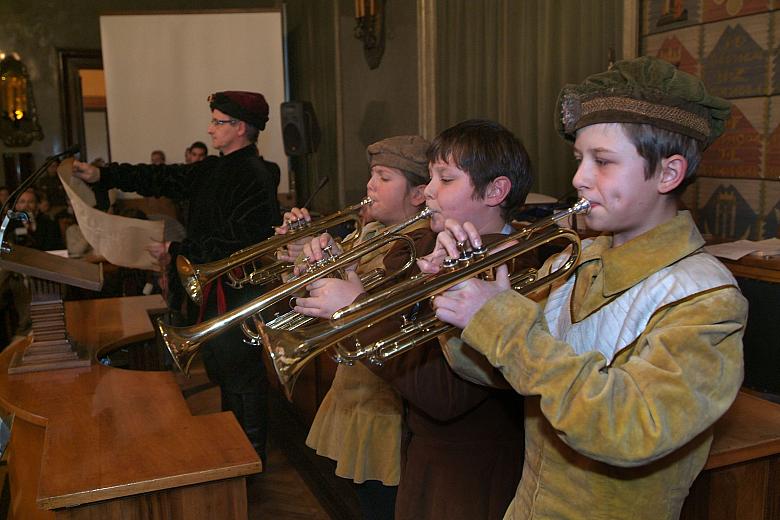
[362,233,526,520]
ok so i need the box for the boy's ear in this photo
[484,176,512,207]
[657,154,687,194]
[410,184,426,207]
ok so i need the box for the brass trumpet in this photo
[261,198,591,399]
[158,206,433,375]
[177,197,373,305]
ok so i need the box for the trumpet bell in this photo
[258,326,305,400]
[156,317,199,375]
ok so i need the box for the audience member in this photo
[11,188,64,251]
[189,141,208,162]
[36,159,68,210]
[150,150,166,165]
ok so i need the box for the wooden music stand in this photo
[0,244,102,373]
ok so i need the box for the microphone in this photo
[47,145,81,161]
[302,176,330,208]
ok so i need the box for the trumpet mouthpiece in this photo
[573,198,591,215]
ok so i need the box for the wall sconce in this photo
[0,52,44,147]
[354,0,386,70]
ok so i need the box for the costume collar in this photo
[221,143,258,158]
[600,211,704,296]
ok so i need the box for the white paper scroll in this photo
[57,159,164,271]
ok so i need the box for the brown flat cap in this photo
[366,135,430,182]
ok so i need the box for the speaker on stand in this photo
[281,101,322,209]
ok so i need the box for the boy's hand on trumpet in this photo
[417,219,483,273]
[421,219,512,330]
[294,270,365,319]
[293,232,352,276]
[275,207,312,262]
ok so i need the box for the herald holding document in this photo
[57,158,164,270]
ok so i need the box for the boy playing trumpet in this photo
[431,57,747,519]
[297,120,533,520]
[279,135,431,520]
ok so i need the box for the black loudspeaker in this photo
[281,101,321,156]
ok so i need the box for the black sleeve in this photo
[95,160,205,202]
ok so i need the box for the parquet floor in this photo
[180,362,335,520]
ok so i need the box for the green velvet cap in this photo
[556,56,731,149]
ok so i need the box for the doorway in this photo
[57,49,110,163]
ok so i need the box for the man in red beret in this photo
[72,90,281,466]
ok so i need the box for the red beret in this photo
[208,91,269,130]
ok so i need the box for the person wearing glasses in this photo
[71,91,281,467]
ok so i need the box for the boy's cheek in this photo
[429,213,446,232]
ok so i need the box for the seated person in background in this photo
[10,188,64,251]
[175,141,209,226]
[150,150,166,165]
[37,193,51,216]
[36,158,68,211]
[296,120,531,520]
[188,141,208,163]
[278,135,430,520]
[430,57,747,520]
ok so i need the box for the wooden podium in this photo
[0,243,102,373]
[0,295,261,520]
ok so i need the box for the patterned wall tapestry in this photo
[641,0,780,240]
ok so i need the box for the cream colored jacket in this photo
[460,212,747,519]
[306,219,429,485]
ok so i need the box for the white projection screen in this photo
[99,10,288,190]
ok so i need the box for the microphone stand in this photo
[0,146,80,254]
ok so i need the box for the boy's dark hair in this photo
[190,141,208,154]
[618,123,702,191]
[427,119,533,222]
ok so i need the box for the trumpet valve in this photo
[287,217,308,231]
[456,241,473,262]
[472,244,488,257]
[442,257,458,272]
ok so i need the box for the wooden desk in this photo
[0,295,261,519]
[721,254,780,284]
[682,391,780,519]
